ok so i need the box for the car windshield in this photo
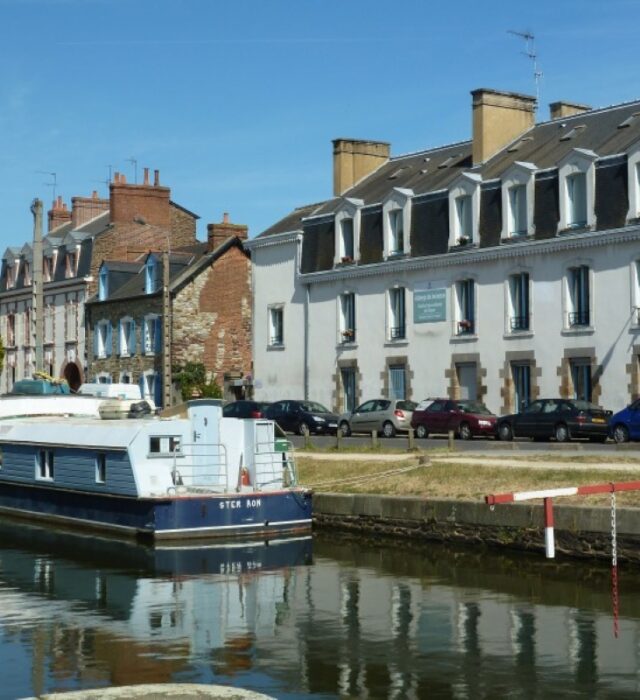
[396,400,417,411]
[456,401,492,415]
[300,401,330,413]
[572,400,602,412]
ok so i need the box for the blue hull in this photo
[0,482,313,540]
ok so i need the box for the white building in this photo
[248,89,640,416]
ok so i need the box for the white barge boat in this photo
[0,399,312,540]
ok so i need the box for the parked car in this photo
[339,399,417,438]
[411,398,497,439]
[608,399,640,443]
[496,398,611,443]
[223,400,271,419]
[265,400,339,435]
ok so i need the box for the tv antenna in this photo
[126,157,138,184]
[36,170,57,203]
[508,30,543,110]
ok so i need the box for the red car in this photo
[410,398,497,440]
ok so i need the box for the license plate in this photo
[591,418,605,423]
[328,423,337,428]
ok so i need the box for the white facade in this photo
[250,225,640,415]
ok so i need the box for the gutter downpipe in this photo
[298,235,309,401]
[31,198,44,372]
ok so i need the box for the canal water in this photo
[0,518,638,699]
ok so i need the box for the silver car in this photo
[339,398,417,438]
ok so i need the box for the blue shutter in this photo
[93,326,99,358]
[116,321,121,356]
[139,374,146,399]
[105,323,112,358]
[130,319,136,355]
[154,317,162,353]
[142,318,148,355]
[154,372,163,408]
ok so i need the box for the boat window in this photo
[149,436,182,455]
[36,450,54,480]
[0,447,3,469]
[95,454,106,484]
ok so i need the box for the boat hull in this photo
[0,482,313,540]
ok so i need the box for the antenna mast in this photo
[36,171,57,203]
[126,157,138,184]
[508,30,543,110]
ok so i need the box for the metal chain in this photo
[611,489,619,638]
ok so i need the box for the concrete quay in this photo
[313,492,640,563]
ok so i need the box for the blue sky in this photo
[0,0,638,249]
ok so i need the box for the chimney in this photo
[333,138,390,196]
[207,213,248,251]
[109,166,171,228]
[47,195,72,232]
[549,101,592,120]
[143,167,150,185]
[472,88,536,165]
[71,190,110,229]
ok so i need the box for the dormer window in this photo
[65,251,77,278]
[23,262,31,286]
[382,188,413,259]
[626,143,640,222]
[98,267,109,301]
[43,257,52,282]
[558,148,597,232]
[334,198,363,265]
[6,264,15,289]
[501,161,536,240]
[145,256,158,293]
[448,174,481,247]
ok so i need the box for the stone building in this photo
[0,169,198,391]
[247,87,640,416]
[85,215,252,406]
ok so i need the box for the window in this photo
[66,299,77,341]
[99,267,109,300]
[23,262,31,286]
[36,449,54,480]
[389,364,406,400]
[118,317,136,357]
[626,149,640,222]
[6,314,15,346]
[512,364,531,410]
[269,306,284,347]
[94,320,112,359]
[65,251,77,278]
[96,454,107,484]
[145,256,158,294]
[141,371,163,407]
[43,256,53,282]
[455,195,472,240]
[566,172,587,228]
[508,185,527,236]
[388,287,406,340]
[508,273,530,331]
[567,265,590,327]
[149,435,182,455]
[570,359,592,401]
[340,218,354,262]
[120,372,132,384]
[24,308,31,346]
[143,315,162,355]
[388,209,404,255]
[455,279,475,335]
[340,367,357,412]
[339,293,356,343]
[44,304,54,343]
[448,173,481,247]
[6,264,15,289]
[96,373,112,384]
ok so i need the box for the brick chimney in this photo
[472,88,536,165]
[71,190,109,229]
[47,196,72,232]
[207,212,248,251]
[333,138,390,196]
[549,101,592,120]
[109,168,171,228]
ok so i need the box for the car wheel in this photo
[382,421,396,438]
[459,422,473,441]
[415,424,428,439]
[298,421,310,437]
[613,424,630,444]
[555,423,570,443]
[498,423,513,441]
[339,421,351,438]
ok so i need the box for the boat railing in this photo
[171,442,229,492]
[253,438,298,490]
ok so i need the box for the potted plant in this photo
[458,319,472,332]
[341,256,354,264]
[341,329,355,340]
[457,235,470,246]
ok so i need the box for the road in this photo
[287,433,640,454]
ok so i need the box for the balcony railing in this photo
[457,319,475,335]
[510,315,530,331]
[389,325,406,340]
[269,335,284,346]
[568,310,590,328]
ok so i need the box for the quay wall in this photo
[314,493,640,563]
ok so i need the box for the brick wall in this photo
[172,205,198,242]
[172,243,252,392]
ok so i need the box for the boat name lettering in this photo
[219,498,262,510]
[218,561,263,574]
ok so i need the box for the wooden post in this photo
[408,427,415,451]
[371,430,378,449]
[448,429,455,450]
[336,429,342,450]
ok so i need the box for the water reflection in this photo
[1,520,640,698]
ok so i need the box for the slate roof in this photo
[258,202,329,237]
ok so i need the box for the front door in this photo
[457,363,477,400]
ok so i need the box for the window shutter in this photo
[93,326,99,358]
[105,323,112,358]
[154,372,163,408]
[139,374,146,399]
[154,317,162,353]
[116,321,122,356]
[130,319,136,355]
[143,318,148,354]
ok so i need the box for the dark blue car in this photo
[609,399,640,443]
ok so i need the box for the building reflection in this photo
[1,521,639,698]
